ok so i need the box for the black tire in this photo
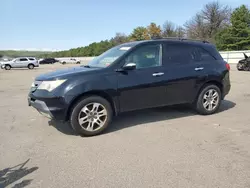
[195,84,222,115]
[237,63,243,71]
[70,96,113,136]
[5,64,11,70]
[28,64,34,69]
[62,62,66,65]
[77,61,80,64]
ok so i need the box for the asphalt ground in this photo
[0,63,250,188]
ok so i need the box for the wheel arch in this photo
[194,80,223,102]
[28,63,34,66]
[65,90,117,121]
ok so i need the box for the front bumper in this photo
[28,93,67,121]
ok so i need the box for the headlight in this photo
[37,80,66,92]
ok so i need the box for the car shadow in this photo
[105,99,236,134]
[48,120,78,136]
[0,159,38,188]
[48,100,236,136]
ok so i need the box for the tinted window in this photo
[28,58,35,61]
[19,58,28,61]
[164,44,193,64]
[197,47,215,61]
[124,44,162,69]
[164,43,215,64]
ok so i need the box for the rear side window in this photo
[19,58,28,61]
[164,44,192,64]
[164,43,215,64]
[28,58,35,61]
[195,47,215,61]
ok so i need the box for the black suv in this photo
[39,58,59,64]
[28,38,231,136]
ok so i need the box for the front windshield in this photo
[87,46,132,68]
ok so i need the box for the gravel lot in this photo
[0,63,250,188]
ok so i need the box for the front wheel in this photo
[195,84,222,115]
[70,96,113,136]
[237,63,243,71]
[5,64,11,70]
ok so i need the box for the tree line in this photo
[42,2,249,58]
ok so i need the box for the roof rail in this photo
[151,37,209,43]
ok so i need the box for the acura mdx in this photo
[28,38,231,136]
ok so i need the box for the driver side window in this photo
[124,44,162,69]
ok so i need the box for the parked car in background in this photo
[60,58,81,64]
[28,38,231,136]
[237,52,250,71]
[1,57,39,70]
[39,58,59,64]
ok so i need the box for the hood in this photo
[35,66,100,81]
[1,60,13,65]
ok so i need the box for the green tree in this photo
[147,22,162,38]
[130,26,150,41]
[216,5,250,50]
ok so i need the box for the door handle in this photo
[152,72,164,77]
[194,67,204,71]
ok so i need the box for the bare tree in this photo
[185,13,207,39]
[175,26,185,38]
[202,1,231,38]
[162,21,176,37]
[185,1,231,41]
[110,32,129,45]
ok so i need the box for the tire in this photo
[70,96,113,136]
[77,61,80,64]
[237,63,243,71]
[28,64,34,69]
[5,64,11,70]
[195,84,222,115]
[62,62,66,65]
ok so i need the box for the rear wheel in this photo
[28,64,34,69]
[195,84,221,115]
[70,96,113,136]
[5,64,11,70]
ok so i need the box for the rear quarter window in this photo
[28,58,35,61]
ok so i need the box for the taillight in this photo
[226,63,230,71]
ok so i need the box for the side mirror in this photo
[123,63,136,70]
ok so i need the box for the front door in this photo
[13,58,28,68]
[117,43,168,112]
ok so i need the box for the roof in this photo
[120,37,213,48]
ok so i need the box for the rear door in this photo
[117,43,168,112]
[161,43,209,105]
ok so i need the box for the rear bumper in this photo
[28,93,67,121]
[222,72,231,99]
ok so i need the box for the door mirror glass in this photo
[123,63,136,70]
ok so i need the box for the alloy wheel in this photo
[202,89,219,111]
[78,102,108,132]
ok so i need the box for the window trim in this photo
[123,43,163,70]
